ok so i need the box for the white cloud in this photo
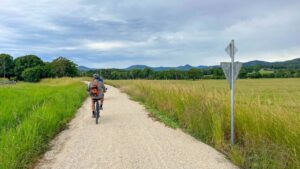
[85,41,128,50]
[239,47,300,62]
[83,38,159,51]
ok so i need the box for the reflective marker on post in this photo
[221,40,242,145]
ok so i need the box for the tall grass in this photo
[107,79,300,169]
[0,78,87,169]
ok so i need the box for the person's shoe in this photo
[100,104,103,110]
[92,111,96,118]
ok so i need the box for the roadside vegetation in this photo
[1,53,300,83]
[0,54,78,82]
[107,79,300,169]
[83,58,300,80]
[0,78,87,169]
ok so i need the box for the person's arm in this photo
[100,82,106,93]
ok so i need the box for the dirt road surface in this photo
[35,85,237,169]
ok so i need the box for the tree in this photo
[0,54,14,78]
[111,71,121,79]
[131,69,142,79]
[21,66,44,82]
[142,68,154,79]
[274,70,287,78]
[187,69,203,80]
[212,68,224,79]
[44,62,55,77]
[294,70,300,77]
[50,57,78,77]
[238,68,248,79]
[14,55,44,79]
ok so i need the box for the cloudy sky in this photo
[0,0,299,68]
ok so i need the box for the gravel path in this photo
[35,85,237,169]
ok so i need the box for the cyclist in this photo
[88,74,106,118]
[96,76,106,109]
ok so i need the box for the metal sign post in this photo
[230,40,235,145]
[221,40,242,145]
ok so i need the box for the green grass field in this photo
[107,79,300,169]
[0,78,87,169]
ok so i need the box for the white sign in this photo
[221,62,243,89]
[225,41,238,58]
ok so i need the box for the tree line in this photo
[81,66,300,80]
[1,53,299,82]
[0,54,78,82]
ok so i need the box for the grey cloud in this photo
[0,0,299,67]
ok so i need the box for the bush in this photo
[21,66,44,82]
[50,57,78,77]
[14,55,44,80]
[0,54,14,78]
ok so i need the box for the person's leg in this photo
[99,99,103,110]
[100,94,104,109]
[100,97,104,109]
[97,100,101,116]
[91,98,95,117]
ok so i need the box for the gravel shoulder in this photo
[35,85,238,169]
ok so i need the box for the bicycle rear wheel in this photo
[95,101,100,124]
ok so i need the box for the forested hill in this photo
[125,64,208,71]
[123,58,300,71]
[243,58,300,69]
[81,58,300,80]
[79,58,300,71]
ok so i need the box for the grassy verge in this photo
[0,78,87,169]
[129,93,179,129]
[107,79,300,169]
[145,105,179,129]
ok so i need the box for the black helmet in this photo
[93,74,99,78]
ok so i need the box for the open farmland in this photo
[0,78,87,169]
[107,79,300,169]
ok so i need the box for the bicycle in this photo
[93,99,101,124]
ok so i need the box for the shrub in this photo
[21,66,44,82]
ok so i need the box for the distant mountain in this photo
[272,58,300,69]
[243,58,300,69]
[80,58,300,71]
[126,65,150,70]
[243,60,272,67]
[126,64,208,71]
[78,66,95,71]
[177,64,194,71]
[281,58,300,64]
[197,65,209,69]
